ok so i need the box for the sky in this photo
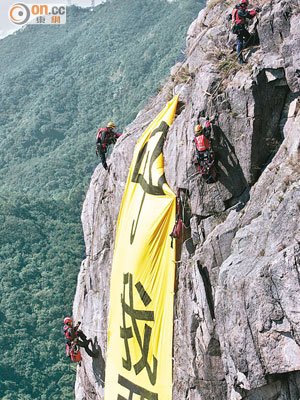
[0,0,105,39]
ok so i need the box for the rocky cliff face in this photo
[73,0,300,398]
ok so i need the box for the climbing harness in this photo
[197,150,217,184]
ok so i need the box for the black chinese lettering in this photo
[130,121,169,244]
[121,273,134,370]
[135,281,151,307]
[120,273,158,385]
[117,375,158,400]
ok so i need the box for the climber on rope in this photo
[63,317,98,362]
[96,121,122,170]
[194,118,216,183]
[170,188,184,248]
[232,0,261,64]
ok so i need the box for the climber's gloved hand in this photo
[256,7,261,12]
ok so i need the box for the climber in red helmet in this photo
[63,317,98,358]
[232,0,261,64]
[194,117,212,159]
[96,121,122,170]
[194,118,216,183]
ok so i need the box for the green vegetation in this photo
[0,0,203,196]
[0,194,84,399]
[0,0,204,398]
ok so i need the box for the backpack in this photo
[97,128,109,145]
[195,135,210,152]
[231,5,241,33]
[170,217,183,240]
[70,343,82,363]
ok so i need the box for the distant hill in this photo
[0,0,204,399]
[0,0,203,197]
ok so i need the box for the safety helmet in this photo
[194,124,203,134]
[107,121,115,129]
[64,317,72,325]
[240,0,249,6]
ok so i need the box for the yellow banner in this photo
[104,95,179,400]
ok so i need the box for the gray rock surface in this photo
[73,1,300,398]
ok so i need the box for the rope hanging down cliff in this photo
[205,14,260,120]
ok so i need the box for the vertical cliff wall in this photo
[73,0,300,398]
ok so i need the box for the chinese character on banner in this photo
[119,273,158,398]
[36,16,45,24]
[51,16,60,24]
[117,375,158,400]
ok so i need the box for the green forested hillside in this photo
[0,0,203,398]
[0,0,202,195]
[0,194,84,399]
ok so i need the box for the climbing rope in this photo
[179,188,190,229]
[78,319,107,333]
[202,15,260,120]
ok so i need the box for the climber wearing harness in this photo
[194,118,216,183]
[96,121,122,170]
[194,118,212,160]
[232,0,261,64]
[63,317,98,359]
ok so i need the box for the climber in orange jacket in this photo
[232,0,261,64]
[194,118,216,183]
[194,118,212,163]
[63,317,98,358]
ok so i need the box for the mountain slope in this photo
[0,1,204,399]
[0,0,203,196]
